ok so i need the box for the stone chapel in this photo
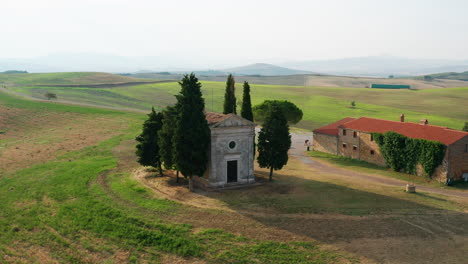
[193,112,255,188]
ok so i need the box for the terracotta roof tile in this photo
[205,112,231,125]
[313,117,356,136]
[339,117,468,145]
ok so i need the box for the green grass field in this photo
[0,91,356,263]
[0,72,153,87]
[9,79,468,130]
[2,73,467,263]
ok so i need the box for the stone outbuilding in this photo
[193,112,256,188]
[313,115,468,183]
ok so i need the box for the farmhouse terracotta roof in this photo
[205,112,232,125]
[313,117,356,136]
[339,117,468,145]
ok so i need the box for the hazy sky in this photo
[2,0,468,64]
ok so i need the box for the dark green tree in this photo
[173,73,211,191]
[223,74,236,114]
[135,107,164,176]
[159,105,180,182]
[253,100,303,124]
[45,92,57,100]
[257,104,291,181]
[463,122,468,132]
[241,81,253,121]
[424,75,434,81]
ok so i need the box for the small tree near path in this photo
[45,92,57,100]
[173,73,210,191]
[135,107,164,176]
[257,104,291,181]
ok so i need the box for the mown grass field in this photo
[0,91,357,263]
[1,73,468,263]
[8,77,468,131]
[0,72,154,86]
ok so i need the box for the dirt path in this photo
[290,131,468,199]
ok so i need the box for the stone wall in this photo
[207,125,255,187]
[318,127,467,183]
[338,128,360,159]
[448,135,468,181]
[415,153,448,182]
[357,132,387,166]
[312,133,338,155]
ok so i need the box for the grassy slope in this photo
[11,81,467,130]
[0,72,154,86]
[0,92,352,263]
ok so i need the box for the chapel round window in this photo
[229,141,236,149]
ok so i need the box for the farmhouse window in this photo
[370,134,374,141]
[342,143,347,148]
[353,145,357,151]
[353,131,357,138]
[370,150,375,155]
[343,129,347,136]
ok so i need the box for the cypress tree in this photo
[257,104,291,181]
[223,74,236,114]
[159,105,180,182]
[241,81,253,121]
[173,73,210,191]
[135,107,164,176]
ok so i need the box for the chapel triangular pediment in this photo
[211,114,255,128]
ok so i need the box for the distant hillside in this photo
[125,71,468,89]
[0,72,157,87]
[418,71,468,81]
[279,56,468,77]
[222,63,311,76]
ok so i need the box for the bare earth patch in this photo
[0,106,126,172]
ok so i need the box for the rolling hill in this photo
[5,72,467,131]
[221,63,312,76]
[419,71,468,81]
[0,72,158,87]
[279,56,468,77]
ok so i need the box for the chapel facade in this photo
[193,112,256,188]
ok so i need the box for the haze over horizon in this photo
[2,0,468,66]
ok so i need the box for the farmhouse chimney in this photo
[420,119,429,125]
[400,114,405,122]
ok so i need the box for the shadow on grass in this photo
[198,169,468,264]
[308,151,438,184]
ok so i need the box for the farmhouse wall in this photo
[312,133,338,155]
[415,153,448,182]
[357,132,387,166]
[314,119,468,183]
[338,128,360,159]
[448,135,468,181]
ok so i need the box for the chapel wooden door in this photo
[227,160,238,183]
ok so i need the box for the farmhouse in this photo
[313,115,468,182]
[193,112,256,188]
